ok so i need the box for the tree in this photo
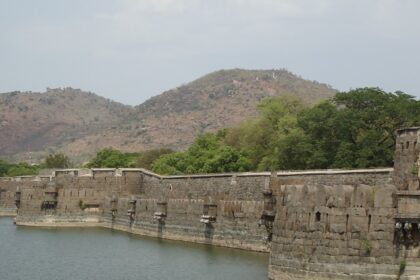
[298,88,420,168]
[257,128,313,171]
[0,159,11,177]
[136,148,174,170]
[44,153,71,169]
[6,162,39,177]
[297,101,342,168]
[127,88,420,174]
[151,133,250,175]
[226,88,420,171]
[150,152,186,175]
[85,148,138,168]
[0,160,41,177]
[225,95,307,171]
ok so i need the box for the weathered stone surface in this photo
[3,128,420,279]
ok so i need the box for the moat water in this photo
[0,218,268,280]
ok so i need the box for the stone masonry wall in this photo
[268,170,401,279]
[3,126,420,279]
[0,177,18,216]
[103,171,270,251]
[4,169,271,252]
[4,128,420,280]
[0,167,407,280]
[393,127,420,191]
[1,167,417,279]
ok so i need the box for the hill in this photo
[0,69,336,163]
[132,69,335,146]
[0,88,134,162]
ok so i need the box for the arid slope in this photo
[0,69,336,163]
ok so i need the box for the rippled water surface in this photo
[0,218,268,280]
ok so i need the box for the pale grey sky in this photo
[0,0,419,105]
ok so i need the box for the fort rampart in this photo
[1,127,420,279]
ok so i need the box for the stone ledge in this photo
[396,191,420,196]
[1,167,393,181]
[12,218,270,253]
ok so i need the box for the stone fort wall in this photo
[1,127,420,279]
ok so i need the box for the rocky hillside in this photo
[1,69,336,163]
[0,88,134,162]
[131,69,335,146]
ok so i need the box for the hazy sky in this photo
[0,0,419,105]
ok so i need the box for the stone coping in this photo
[397,126,420,134]
[396,191,420,196]
[0,167,393,181]
[276,168,393,176]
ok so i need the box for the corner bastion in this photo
[2,127,420,279]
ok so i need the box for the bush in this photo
[361,239,372,256]
[79,200,86,210]
[398,259,406,279]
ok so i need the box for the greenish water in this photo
[0,218,268,280]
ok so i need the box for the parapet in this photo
[91,168,116,178]
[276,168,393,176]
[54,169,79,177]
[0,177,12,182]
[396,126,420,134]
[2,167,395,182]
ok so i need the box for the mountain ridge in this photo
[0,69,336,163]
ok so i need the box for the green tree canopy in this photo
[222,88,420,171]
[6,87,414,177]
[297,88,420,168]
[136,148,174,170]
[151,133,250,175]
[225,95,308,171]
[44,153,71,169]
[6,162,40,177]
[0,159,40,177]
[85,148,139,168]
[0,160,11,177]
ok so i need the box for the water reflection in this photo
[0,218,268,280]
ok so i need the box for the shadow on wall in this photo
[157,221,165,238]
[204,224,214,241]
